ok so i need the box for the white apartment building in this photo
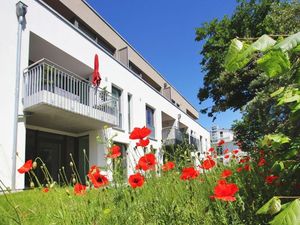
[0,0,210,190]
[211,125,238,154]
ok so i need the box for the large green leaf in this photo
[224,38,244,72]
[252,34,276,51]
[274,32,300,52]
[225,35,276,72]
[257,49,290,77]
[269,199,300,225]
[257,197,281,215]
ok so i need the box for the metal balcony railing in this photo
[23,58,119,126]
[162,127,183,145]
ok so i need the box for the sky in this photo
[86,0,242,130]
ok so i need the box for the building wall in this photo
[45,0,199,119]
[0,0,210,189]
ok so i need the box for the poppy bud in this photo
[70,162,73,167]
[268,198,281,215]
[30,181,35,188]
[72,178,76,184]
[32,161,37,169]
[50,182,56,188]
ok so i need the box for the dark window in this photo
[128,94,132,132]
[112,86,122,128]
[146,105,155,138]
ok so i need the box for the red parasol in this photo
[92,54,101,87]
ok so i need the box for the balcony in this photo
[162,127,184,145]
[23,59,119,133]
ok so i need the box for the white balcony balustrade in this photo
[162,127,183,145]
[23,59,119,132]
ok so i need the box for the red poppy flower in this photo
[221,169,232,179]
[136,153,156,171]
[232,149,239,154]
[42,187,49,193]
[240,156,250,164]
[224,154,229,159]
[180,167,199,180]
[202,159,216,170]
[136,138,150,147]
[223,149,229,154]
[208,147,214,152]
[244,164,251,171]
[88,165,100,177]
[265,175,279,184]
[217,139,225,146]
[129,127,151,140]
[88,165,109,188]
[236,167,243,172]
[210,180,239,202]
[128,173,145,188]
[258,158,266,167]
[89,172,109,188]
[17,160,33,174]
[74,183,86,195]
[106,145,121,159]
[239,159,246,164]
[162,161,175,171]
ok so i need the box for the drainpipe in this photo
[12,1,27,191]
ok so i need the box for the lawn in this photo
[0,158,273,225]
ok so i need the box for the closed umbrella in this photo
[92,54,101,87]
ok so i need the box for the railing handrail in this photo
[23,58,117,101]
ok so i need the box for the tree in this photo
[196,0,300,119]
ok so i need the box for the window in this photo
[112,86,122,129]
[146,105,155,139]
[128,94,132,132]
[199,135,203,153]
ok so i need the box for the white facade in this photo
[210,125,238,153]
[0,0,210,190]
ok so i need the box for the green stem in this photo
[0,179,22,225]
[30,170,42,188]
[69,153,82,184]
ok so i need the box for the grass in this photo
[0,163,273,225]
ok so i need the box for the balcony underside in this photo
[25,102,111,133]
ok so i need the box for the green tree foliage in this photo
[196,0,300,118]
[224,32,300,225]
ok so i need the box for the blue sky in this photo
[87,0,242,130]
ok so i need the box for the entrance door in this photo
[37,140,62,182]
[25,129,89,187]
